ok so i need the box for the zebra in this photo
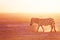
[30,18,56,32]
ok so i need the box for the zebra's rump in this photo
[38,18,55,25]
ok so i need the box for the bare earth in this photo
[0,24,60,40]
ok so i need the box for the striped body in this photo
[30,18,56,32]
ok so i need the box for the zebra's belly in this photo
[39,23,51,26]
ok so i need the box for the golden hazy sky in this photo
[0,0,60,22]
[0,0,60,13]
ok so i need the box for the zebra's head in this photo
[30,23,32,26]
[30,18,33,26]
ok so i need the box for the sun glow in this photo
[0,0,60,32]
[0,0,60,13]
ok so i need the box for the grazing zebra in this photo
[30,18,56,32]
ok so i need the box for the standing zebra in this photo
[30,18,56,32]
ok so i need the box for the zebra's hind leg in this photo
[53,26,56,32]
[50,25,53,32]
[54,28,56,32]
[50,25,56,32]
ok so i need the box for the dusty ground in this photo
[0,24,60,40]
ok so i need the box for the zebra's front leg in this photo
[41,26,44,32]
[37,26,40,32]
